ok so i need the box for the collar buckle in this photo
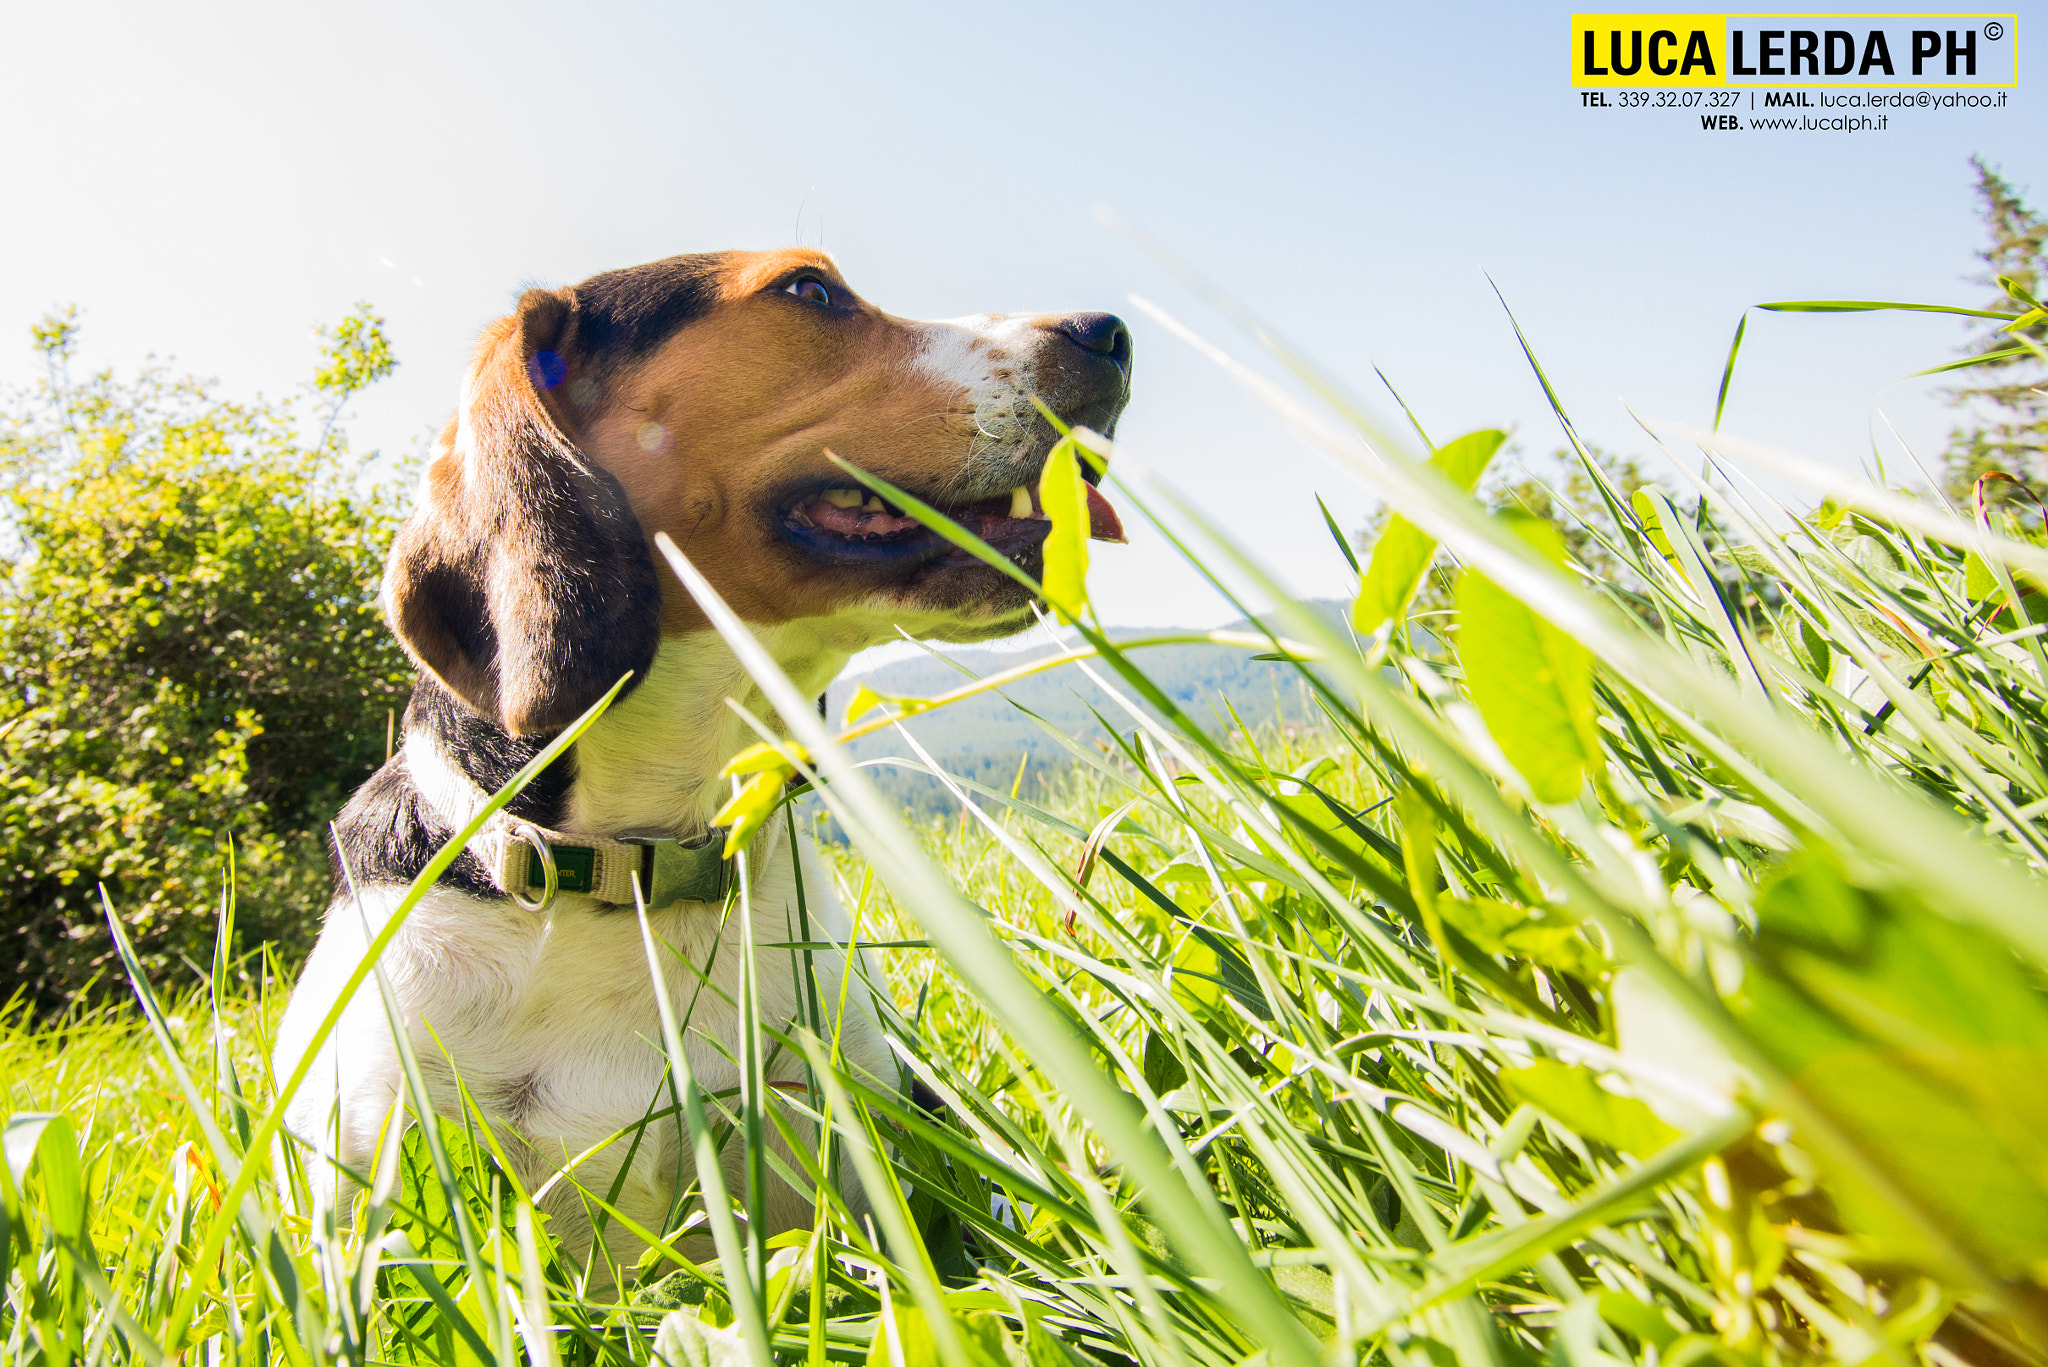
[615,828,733,909]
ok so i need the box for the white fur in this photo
[274,630,899,1269]
[572,628,857,835]
[910,313,1053,490]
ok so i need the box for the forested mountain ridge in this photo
[817,603,1347,820]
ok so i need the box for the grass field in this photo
[6,280,2048,1367]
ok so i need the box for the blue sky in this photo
[5,0,2040,629]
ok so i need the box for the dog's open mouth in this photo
[780,477,1126,566]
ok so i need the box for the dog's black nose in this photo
[1054,312,1132,371]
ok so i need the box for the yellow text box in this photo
[1572,15,1729,85]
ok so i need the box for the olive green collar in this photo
[486,818,731,912]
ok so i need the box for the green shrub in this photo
[0,307,410,1009]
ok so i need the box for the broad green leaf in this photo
[1272,790,1387,866]
[1436,898,1605,978]
[384,1120,505,1366]
[1353,519,1444,635]
[1151,860,1212,887]
[1498,1060,1679,1158]
[867,1304,941,1367]
[653,1310,752,1367]
[1736,850,2048,1280]
[1038,437,1090,623]
[1455,512,1600,803]
[394,1120,499,1261]
[1353,429,1506,632]
[863,1306,1018,1367]
[1966,550,2001,602]
[1020,1302,1083,1367]
[958,1310,1018,1367]
[1596,1290,1680,1350]
[721,738,808,778]
[1142,1032,1188,1096]
[1811,497,1850,530]
[842,685,937,728]
[2001,593,2048,628]
[1998,273,2046,311]
[845,683,886,725]
[1799,619,1832,681]
[1629,489,1681,569]
[3,1112,85,1246]
[714,769,791,856]
[1169,927,1272,1020]
[1964,551,2048,625]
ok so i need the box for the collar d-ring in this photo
[509,823,558,912]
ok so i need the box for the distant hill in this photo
[816,602,1347,822]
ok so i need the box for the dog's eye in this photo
[784,275,833,307]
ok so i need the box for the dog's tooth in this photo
[821,488,863,508]
[864,496,886,512]
[1007,486,1030,519]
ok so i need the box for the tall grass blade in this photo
[655,531,1327,1367]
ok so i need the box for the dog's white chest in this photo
[274,831,880,1238]
[407,896,699,1140]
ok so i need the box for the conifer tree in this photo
[1943,157,2048,507]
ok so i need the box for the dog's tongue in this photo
[1086,485,1126,544]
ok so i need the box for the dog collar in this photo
[483,817,731,913]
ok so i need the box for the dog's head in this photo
[384,249,1132,735]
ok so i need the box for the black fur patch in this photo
[571,253,732,365]
[327,674,575,895]
[503,454,663,735]
[327,754,496,897]
[909,1075,947,1118]
[407,679,575,825]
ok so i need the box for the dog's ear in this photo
[383,288,661,737]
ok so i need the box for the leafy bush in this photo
[0,307,410,1009]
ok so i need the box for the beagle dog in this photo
[271,250,1131,1270]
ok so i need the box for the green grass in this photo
[7,275,2048,1367]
